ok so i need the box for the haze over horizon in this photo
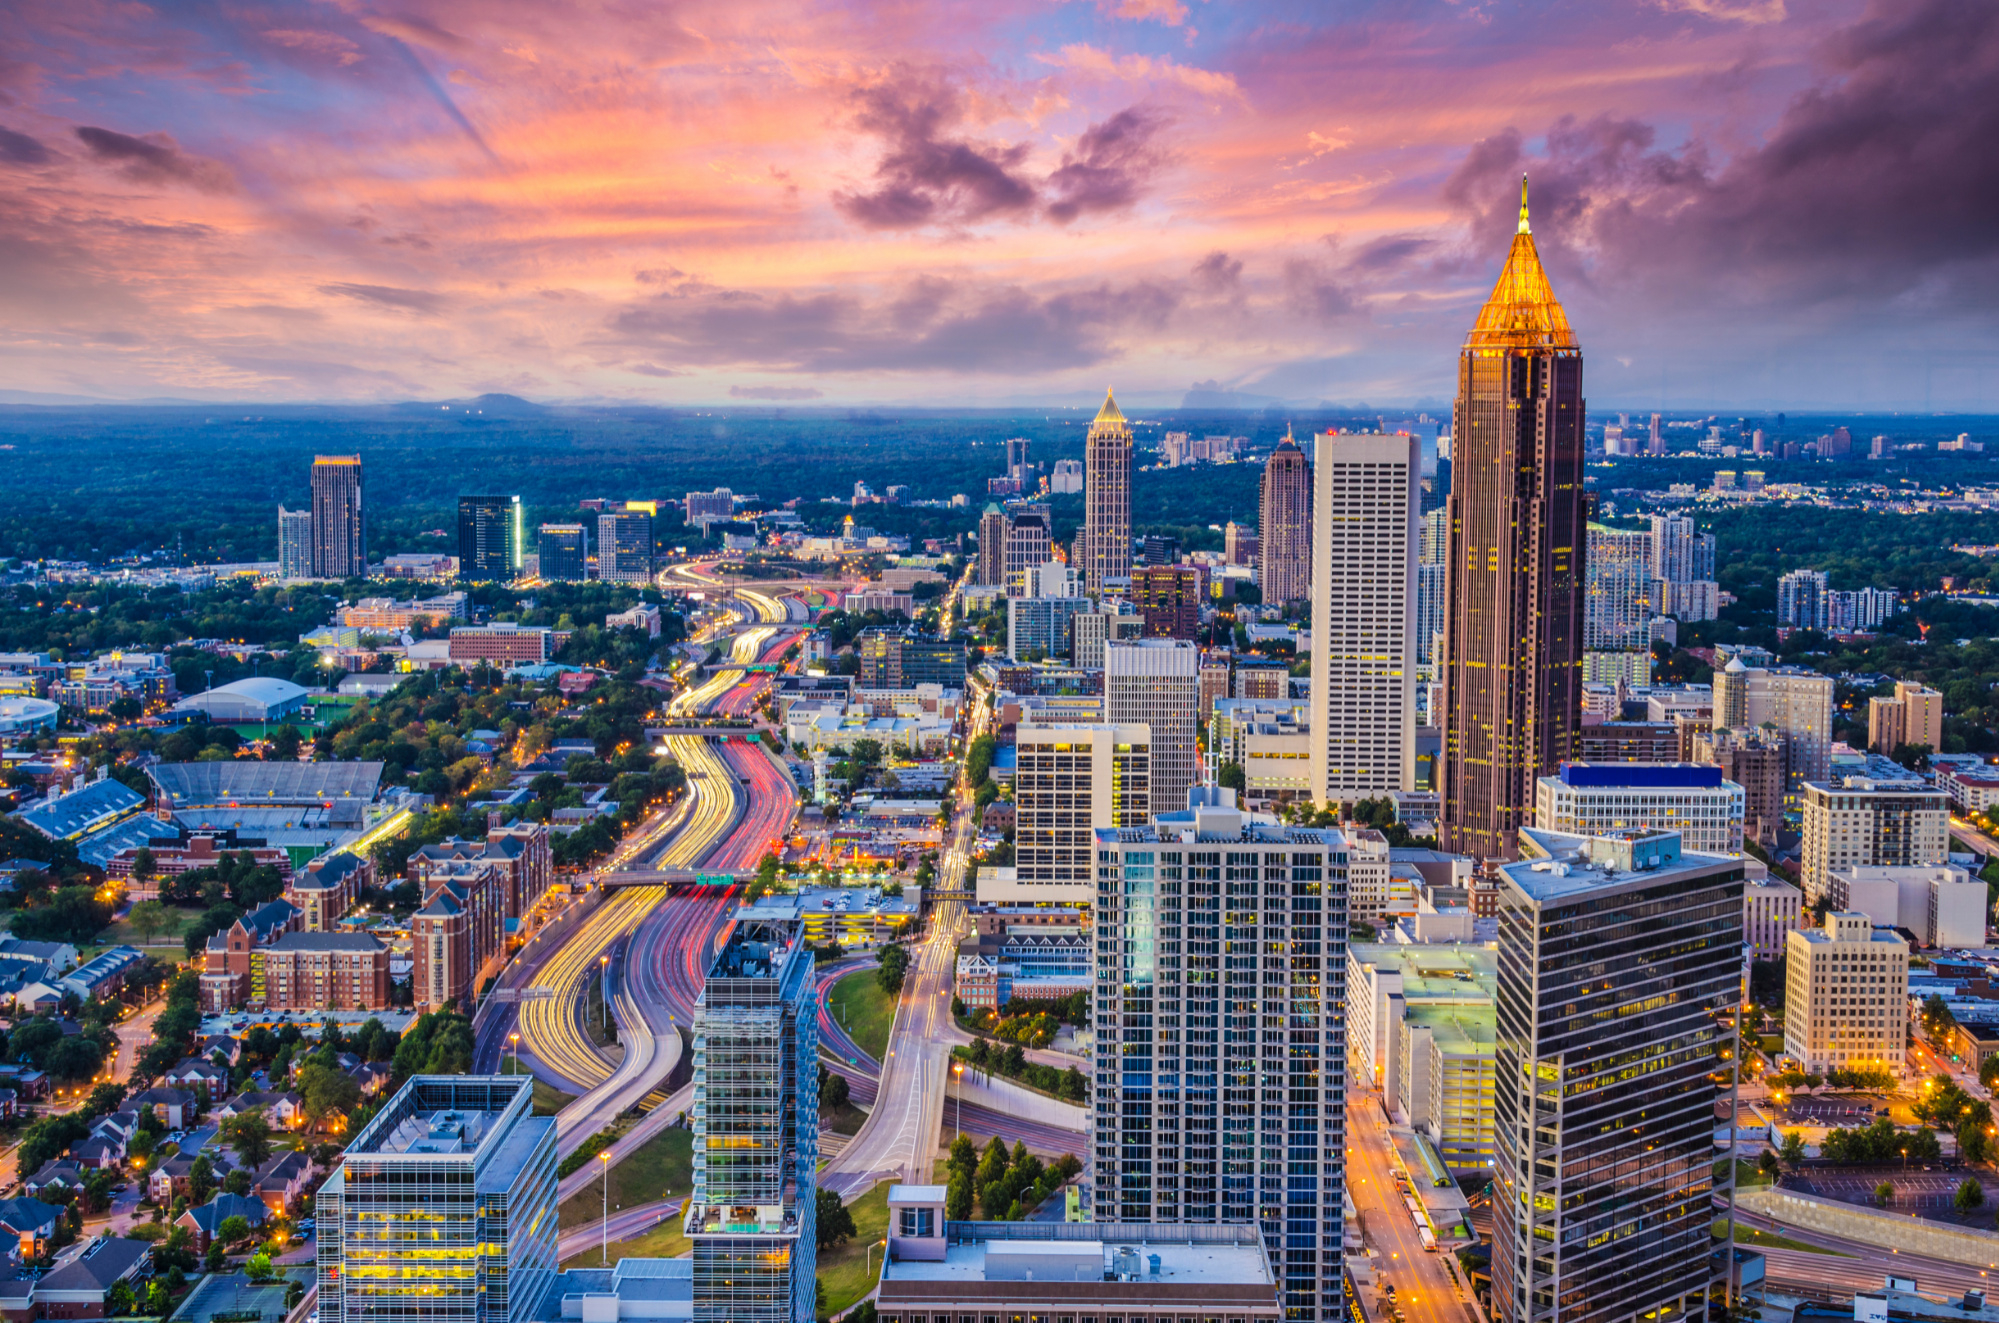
[3,0,1995,412]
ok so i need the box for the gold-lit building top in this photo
[1463,176,1578,354]
[1091,386,1128,430]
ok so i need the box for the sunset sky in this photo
[2,0,1994,410]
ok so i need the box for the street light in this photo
[510,1033,520,1074]
[601,1151,614,1265]
[953,1061,963,1139]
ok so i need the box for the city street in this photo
[1346,1098,1481,1323]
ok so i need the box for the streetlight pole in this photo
[510,1033,520,1075]
[601,1151,613,1265]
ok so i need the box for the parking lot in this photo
[1791,1165,1999,1220]
[1776,1099,1884,1126]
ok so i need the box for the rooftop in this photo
[151,761,385,804]
[17,778,145,842]
[1505,827,1735,901]
[881,1226,1274,1294]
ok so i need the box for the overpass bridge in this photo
[596,867,759,889]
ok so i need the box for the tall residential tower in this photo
[1081,388,1133,592]
[1439,180,1585,860]
[310,455,367,579]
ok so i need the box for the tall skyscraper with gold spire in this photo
[1080,387,1132,592]
[1438,179,1586,860]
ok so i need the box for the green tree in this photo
[946,1171,973,1222]
[1875,1180,1895,1208]
[814,1187,856,1250]
[1216,761,1246,792]
[128,899,173,946]
[1957,1178,1986,1213]
[224,1111,274,1169]
[1757,1150,1780,1180]
[189,1156,216,1206]
[216,1214,252,1246]
[876,942,911,996]
[1780,1131,1805,1164]
[297,1062,362,1128]
[819,1071,850,1111]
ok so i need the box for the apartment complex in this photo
[1004,723,1151,904]
[317,1076,557,1323]
[686,910,818,1323]
[1308,430,1418,804]
[1131,565,1202,639]
[1089,791,1349,1321]
[1783,912,1909,1077]
[1492,829,1743,1323]
[595,506,653,583]
[286,852,372,931]
[1869,681,1944,754]
[456,495,523,581]
[310,456,367,579]
[1104,639,1199,818]
[1743,875,1804,960]
[1347,942,1498,1172]
[1712,659,1836,791]
[278,507,312,579]
[1799,776,1949,904]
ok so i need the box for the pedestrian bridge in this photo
[596,868,756,889]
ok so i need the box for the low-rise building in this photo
[30,1237,152,1319]
[1826,864,1987,949]
[198,900,306,1011]
[1534,762,1746,856]
[874,1204,1283,1322]
[106,828,294,900]
[261,932,393,1012]
[1783,911,1909,1077]
[1347,942,1499,1173]
[447,623,562,666]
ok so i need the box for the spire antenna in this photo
[1518,174,1531,235]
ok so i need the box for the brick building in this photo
[445,623,561,665]
[409,819,553,920]
[286,852,373,931]
[107,830,293,901]
[198,900,305,1011]
[260,932,392,1012]
[1130,565,1201,639]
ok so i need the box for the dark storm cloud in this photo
[0,125,51,166]
[74,126,232,191]
[834,70,1039,229]
[610,274,1179,374]
[1045,106,1170,223]
[1445,0,1999,310]
[317,282,447,313]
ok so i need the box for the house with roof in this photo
[147,1151,236,1204]
[212,1091,301,1129]
[175,1193,268,1252]
[20,1161,84,1199]
[0,1067,48,1103]
[129,1087,196,1129]
[0,939,77,979]
[162,1059,230,1100]
[58,946,144,1003]
[251,1152,313,1216]
[34,1236,152,1318]
[0,1199,61,1261]
[198,1037,242,1067]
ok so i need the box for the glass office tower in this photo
[686,909,818,1323]
[318,1075,557,1323]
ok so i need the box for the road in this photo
[818,794,977,1199]
[1345,1099,1480,1323]
[557,1196,685,1264]
[1733,1201,1999,1298]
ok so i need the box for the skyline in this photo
[3,0,1995,411]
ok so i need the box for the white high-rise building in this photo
[990,722,1153,905]
[1307,431,1418,803]
[1714,660,1837,790]
[1105,639,1199,817]
[1777,569,1830,631]
[1799,775,1949,904]
[1647,514,1718,621]
[278,507,312,580]
[1583,524,1653,650]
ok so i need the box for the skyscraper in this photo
[1081,388,1132,592]
[457,495,522,581]
[1583,523,1653,650]
[1003,507,1053,595]
[318,1075,556,1323]
[1011,722,1151,902]
[596,506,653,583]
[1105,638,1198,816]
[1308,431,1418,802]
[310,455,366,579]
[1004,436,1032,486]
[687,910,817,1323]
[1649,514,1715,584]
[1258,434,1312,606]
[976,504,1008,586]
[1492,829,1742,1323]
[1090,790,1349,1321]
[1439,179,1585,860]
[277,506,311,580]
[537,523,586,581]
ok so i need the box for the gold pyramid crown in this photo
[1093,386,1126,425]
[1464,175,1577,352]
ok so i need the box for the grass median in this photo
[826,970,895,1064]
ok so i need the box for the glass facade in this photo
[319,1076,557,1323]
[1092,822,1349,1321]
[1491,841,1743,1323]
[687,915,818,1323]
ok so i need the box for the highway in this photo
[819,791,978,1199]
